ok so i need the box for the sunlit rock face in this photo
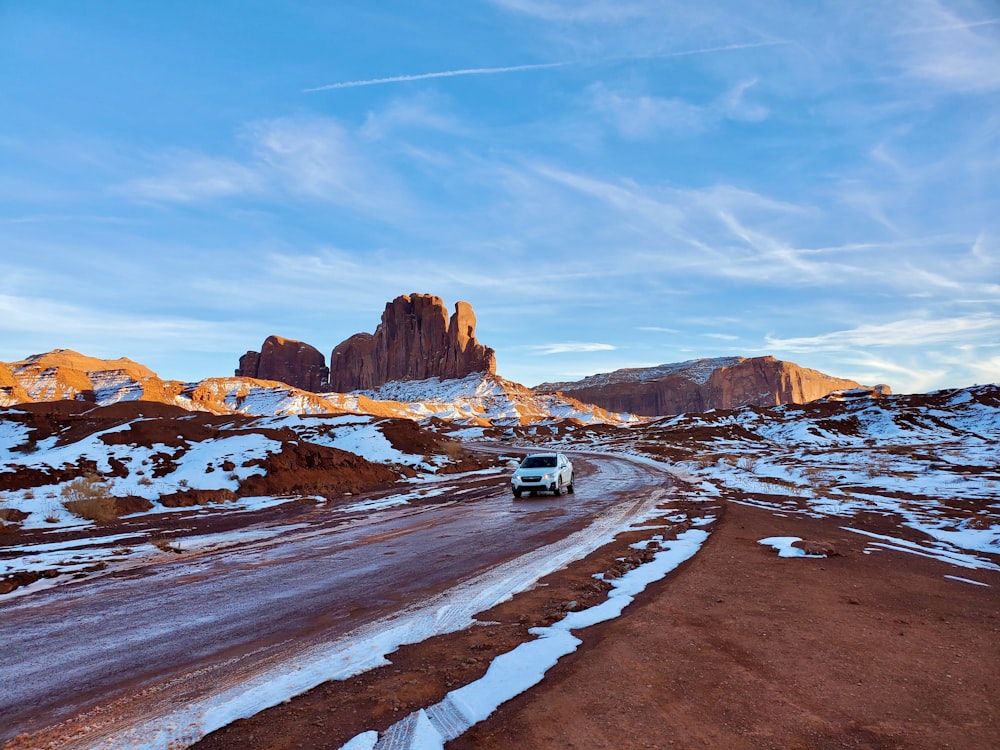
[1,349,174,405]
[0,362,30,406]
[535,356,879,417]
[702,356,873,410]
[328,294,496,392]
[236,336,328,392]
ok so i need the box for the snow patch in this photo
[758,537,824,558]
[943,575,990,587]
[348,526,712,749]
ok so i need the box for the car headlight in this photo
[542,472,553,480]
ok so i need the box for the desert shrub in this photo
[0,507,29,523]
[61,474,105,502]
[61,475,119,522]
[149,535,182,553]
[443,440,466,460]
[13,438,38,455]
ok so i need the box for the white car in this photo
[511,452,574,498]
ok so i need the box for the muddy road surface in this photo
[0,450,671,748]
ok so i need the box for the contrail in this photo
[894,17,1000,35]
[303,61,574,92]
[304,39,789,92]
[643,39,790,61]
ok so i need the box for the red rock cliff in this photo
[235,336,329,392]
[702,356,869,410]
[328,294,496,392]
[535,356,880,417]
[0,362,30,406]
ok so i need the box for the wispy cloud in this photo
[767,315,1000,352]
[117,117,414,217]
[894,0,1000,92]
[588,83,709,138]
[637,326,680,333]
[527,342,617,355]
[490,0,660,23]
[0,293,250,355]
[705,333,739,341]
[966,355,1000,383]
[118,154,262,203]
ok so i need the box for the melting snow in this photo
[345,526,712,749]
[843,527,1000,571]
[758,537,825,558]
[943,575,991,587]
[91,489,697,749]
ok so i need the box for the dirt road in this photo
[1,451,672,748]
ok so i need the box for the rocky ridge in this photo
[3,295,888,423]
[237,294,496,394]
[535,355,890,417]
[236,336,328,392]
[329,293,496,391]
[0,352,631,426]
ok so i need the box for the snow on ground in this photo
[758,537,825,559]
[3,383,997,743]
[537,357,742,391]
[0,465,502,599]
[259,414,431,467]
[348,373,638,425]
[537,387,1000,573]
[0,413,456,529]
[845,527,1000,571]
[943,575,991,587]
[338,486,456,514]
[0,429,280,529]
[345,526,713,750]
[357,374,508,404]
[0,420,32,455]
[95,488,701,750]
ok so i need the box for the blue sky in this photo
[2,0,998,393]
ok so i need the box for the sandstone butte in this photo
[236,336,328,393]
[237,293,497,393]
[533,355,890,417]
[3,295,889,417]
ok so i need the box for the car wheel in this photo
[567,474,575,494]
[553,478,563,496]
[513,488,522,498]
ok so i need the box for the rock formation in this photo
[535,356,887,417]
[232,295,496,393]
[328,294,496,392]
[1,350,170,405]
[0,362,30,407]
[235,336,328,392]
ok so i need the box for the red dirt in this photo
[194,500,999,750]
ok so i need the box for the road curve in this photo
[0,449,672,748]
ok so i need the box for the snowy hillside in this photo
[354,372,641,425]
[1,351,639,427]
[538,384,1000,569]
[536,357,743,391]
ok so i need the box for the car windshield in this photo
[521,456,557,468]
